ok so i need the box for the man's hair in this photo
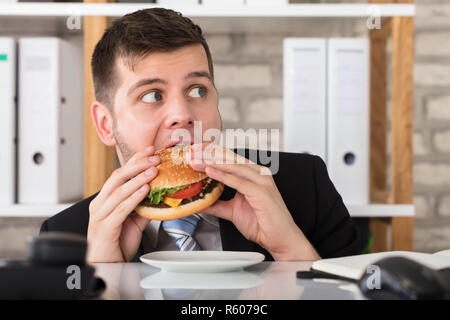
[91,8,214,109]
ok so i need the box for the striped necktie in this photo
[161,214,201,251]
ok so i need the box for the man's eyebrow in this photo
[127,78,168,96]
[185,71,213,81]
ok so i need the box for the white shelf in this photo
[0,3,415,18]
[347,204,415,218]
[0,203,74,217]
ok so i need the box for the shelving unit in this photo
[0,204,73,217]
[0,1,416,252]
[0,3,415,17]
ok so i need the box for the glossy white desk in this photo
[92,261,365,300]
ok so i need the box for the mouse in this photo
[359,256,450,300]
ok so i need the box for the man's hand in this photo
[188,143,320,261]
[87,146,160,263]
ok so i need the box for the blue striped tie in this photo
[161,214,201,251]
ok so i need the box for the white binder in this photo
[283,38,327,161]
[0,38,16,204]
[327,38,370,205]
[18,38,83,204]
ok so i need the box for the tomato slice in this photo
[170,181,203,199]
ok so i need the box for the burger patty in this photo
[140,178,218,208]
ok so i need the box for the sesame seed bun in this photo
[135,145,224,221]
[135,181,224,221]
[150,145,207,189]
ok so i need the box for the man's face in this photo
[111,44,221,164]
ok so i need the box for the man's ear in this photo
[91,101,116,147]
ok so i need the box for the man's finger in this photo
[189,143,261,173]
[96,151,159,204]
[191,161,266,186]
[128,146,155,165]
[188,143,266,181]
[205,166,261,199]
[95,167,158,221]
[106,183,151,228]
[201,200,233,221]
[129,212,151,233]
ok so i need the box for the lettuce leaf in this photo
[167,185,186,196]
[148,185,186,204]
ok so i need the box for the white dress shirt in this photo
[141,213,223,252]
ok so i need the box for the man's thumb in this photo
[201,200,232,221]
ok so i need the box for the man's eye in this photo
[188,87,206,98]
[142,91,162,103]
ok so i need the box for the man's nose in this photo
[164,98,194,129]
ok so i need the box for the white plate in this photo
[140,251,265,273]
[140,270,263,289]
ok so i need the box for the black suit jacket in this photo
[40,150,362,261]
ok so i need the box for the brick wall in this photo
[411,0,450,252]
[1,0,449,258]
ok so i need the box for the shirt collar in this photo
[197,212,219,227]
[146,219,161,250]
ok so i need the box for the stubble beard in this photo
[112,120,135,164]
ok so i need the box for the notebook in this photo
[311,250,450,281]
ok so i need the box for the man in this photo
[40,8,362,262]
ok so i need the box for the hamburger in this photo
[135,145,224,220]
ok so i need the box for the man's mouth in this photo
[165,140,194,149]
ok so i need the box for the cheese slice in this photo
[163,196,183,208]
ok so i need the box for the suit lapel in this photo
[218,218,256,252]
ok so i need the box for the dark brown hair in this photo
[91,8,214,108]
